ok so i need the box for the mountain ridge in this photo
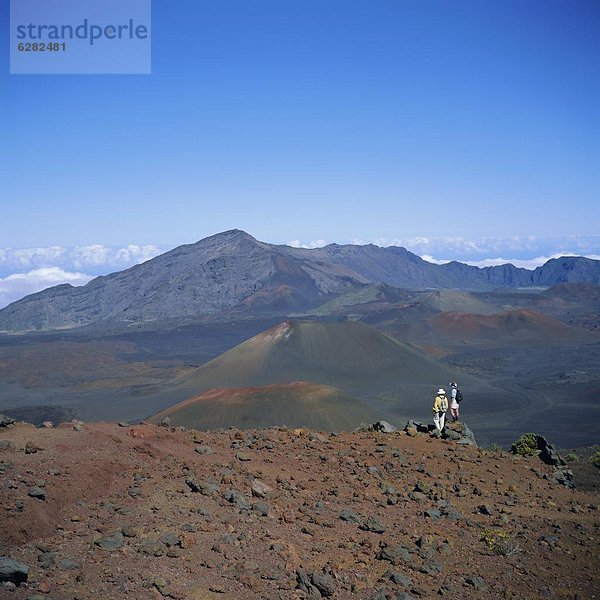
[1,229,599,331]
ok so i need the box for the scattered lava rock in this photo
[0,421,598,599]
[0,557,29,584]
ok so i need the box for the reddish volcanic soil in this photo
[428,309,598,346]
[0,421,599,599]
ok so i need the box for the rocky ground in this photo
[0,418,598,600]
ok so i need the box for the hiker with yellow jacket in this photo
[432,388,448,432]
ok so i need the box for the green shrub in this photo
[481,529,521,558]
[488,442,502,453]
[564,452,579,463]
[590,451,600,469]
[511,433,538,457]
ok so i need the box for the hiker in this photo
[432,388,448,432]
[449,381,459,421]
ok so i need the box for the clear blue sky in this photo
[1,0,599,249]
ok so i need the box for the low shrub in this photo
[564,452,579,463]
[590,451,600,469]
[481,529,521,558]
[511,433,538,457]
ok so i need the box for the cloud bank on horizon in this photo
[0,235,599,308]
[0,244,162,309]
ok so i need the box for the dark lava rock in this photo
[186,478,219,496]
[372,421,397,433]
[95,531,125,551]
[465,576,488,590]
[339,510,361,523]
[441,504,463,521]
[127,486,142,498]
[383,571,412,587]
[251,501,270,516]
[158,532,180,547]
[121,524,137,538]
[0,557,29,584]
[28,487,46,501]
[361,515,386,533]
[408,491,428,503]
[0,415,16,428]
[139,540,165,557]
[377,543,412,565]
[443,421,477,446]
[58,558,79,571]
[443,428,461,441]
[38,552,56,569]
[419,560,443,575]
[538,534,560,546]
[185,478,202,493]
[24,441,42,454]
[224,489,250,510]
[424,508,442,520]
[554,467,575,489]
[296,569,336,598]
[404,421,430,434]
[392,449,408,465]
[536,436,566,467]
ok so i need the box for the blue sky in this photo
[1,0,599,305]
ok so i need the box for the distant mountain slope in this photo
[1,229,599,331]
[0,231,366,331]
[148,381,381,431]
[425,309,599,347]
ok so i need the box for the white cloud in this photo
[0,244,163,275]
[420,255,451,265]
[288,239,327,249]
[70,244,111,267]
[0,244,165,307]
[0,267,93,309]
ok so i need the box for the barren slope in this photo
[0,421,598,599]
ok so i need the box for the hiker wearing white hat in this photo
[432,388,448,432]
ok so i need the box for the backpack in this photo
[440,396,448,412]
[456,389,463,403]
